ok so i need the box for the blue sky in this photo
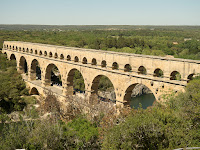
[0,0,199,25]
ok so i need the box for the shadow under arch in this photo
[10,54,16,60]
[124,83,156,109]
[30,59,41,80]
[66,68,85,95]
[90,75,116,104]
[19,56,28,74]
[44,63,62,86]
[30,87,39,95]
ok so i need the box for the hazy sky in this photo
[0,0,199,25]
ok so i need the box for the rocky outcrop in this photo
[131,84,152,97]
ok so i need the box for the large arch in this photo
[30,59,41,80]
[66,68,85,95]
[19,56,28,74]
[90,75,116,104]
[30,87,39,95]
[123,83,156,109]
[44,63,62,86]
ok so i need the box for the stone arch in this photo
[39,50,42,55]
[60,54,64,60]
[30,59,41,80]
[112,62,119,70]
[187,73,194,82]
[10,45,11,49]
[54,53,58,59]
[74,56,79,62]
[30,87,39,95]
[67,55,71,61]
[153,68,163,77]
[19,56,28,74]
[26,48,29,52]
[23,48,25,52]
[19,47,21,51]
[123,83,156,109]
[91,58,97,65]
[4,44,6,49]
[12,46,15,50]
[138,66,147,75]
[16,46,18,51]
[124,64,132,72]
[10,54,16,60]
[66,68,85,95]
[44,51,47,56]
[82,57,87,64]
[170,71,181,80]
[6,45,8,49]
[44,63,62,86]
[49,52,53,57]
[30,49,33,53]
[101,60,107,68]
[90,75,116,104]
[35,50,38,54]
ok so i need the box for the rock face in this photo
[98,90,116,100]
[131,84,152,97]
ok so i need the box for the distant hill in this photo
[0,24,200,31]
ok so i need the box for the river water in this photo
[130,93,155,109]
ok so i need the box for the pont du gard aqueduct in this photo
[2,41,200,107]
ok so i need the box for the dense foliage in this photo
[0,54,28,113]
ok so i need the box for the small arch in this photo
[26,48,29,53]
[91,58,97,65]
[39,51,42,55]
[30,87,39,95]
[4,44,6,49]
[170,71,181,80]
[12,46,15,50]
[112,62,119,70]
[10,45,11,49]
[101,60,107,68]
[44,51,47,56]
[138,66,147,75]
[19,47,21,51]
[10,54,16,60]
[124,64,132,72]
[153,68,163,77]
[187,73,194,82]
[16,46,18,51]
[82,57,87,64]
[30,49,33,53]
[49,52,53,57]
[74,56,79,62]
[6,45,8,49]
[60,54,64,60]
[35,50,38,54]
[23,48,25,52]
[54,53,58,59]
[67,55,71,61]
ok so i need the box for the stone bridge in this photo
[2,41,200,106]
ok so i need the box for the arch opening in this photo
[30,49,33,53]
[153,68,163,77]
[45,64,62,87]
[74,56,79,62]
[91,58,97,65]
[10,54,16,60]
[82,57,87,64]
[16,46,18,51]
[49,52,52,57]
[124,83,155,109]
[124,64,132,72]
[66,69,85,95]
[30,59,41,80]
[112,62,119,70]
[30,87,39,95]
[44,51,47,56]
[54,53,58,59]
[26,48,29,53]
[39,51,42,55]
[35,50,38,54]
[19,56,28,74]
[12,46,15,50]
[23,48,25,52]
[101,60,107,68]
[170,71,181,80]
[138,66,147,75]
[67,55,71,61]
[60,54,64,60]
[90,75,116,104]
[187,73,194,82]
